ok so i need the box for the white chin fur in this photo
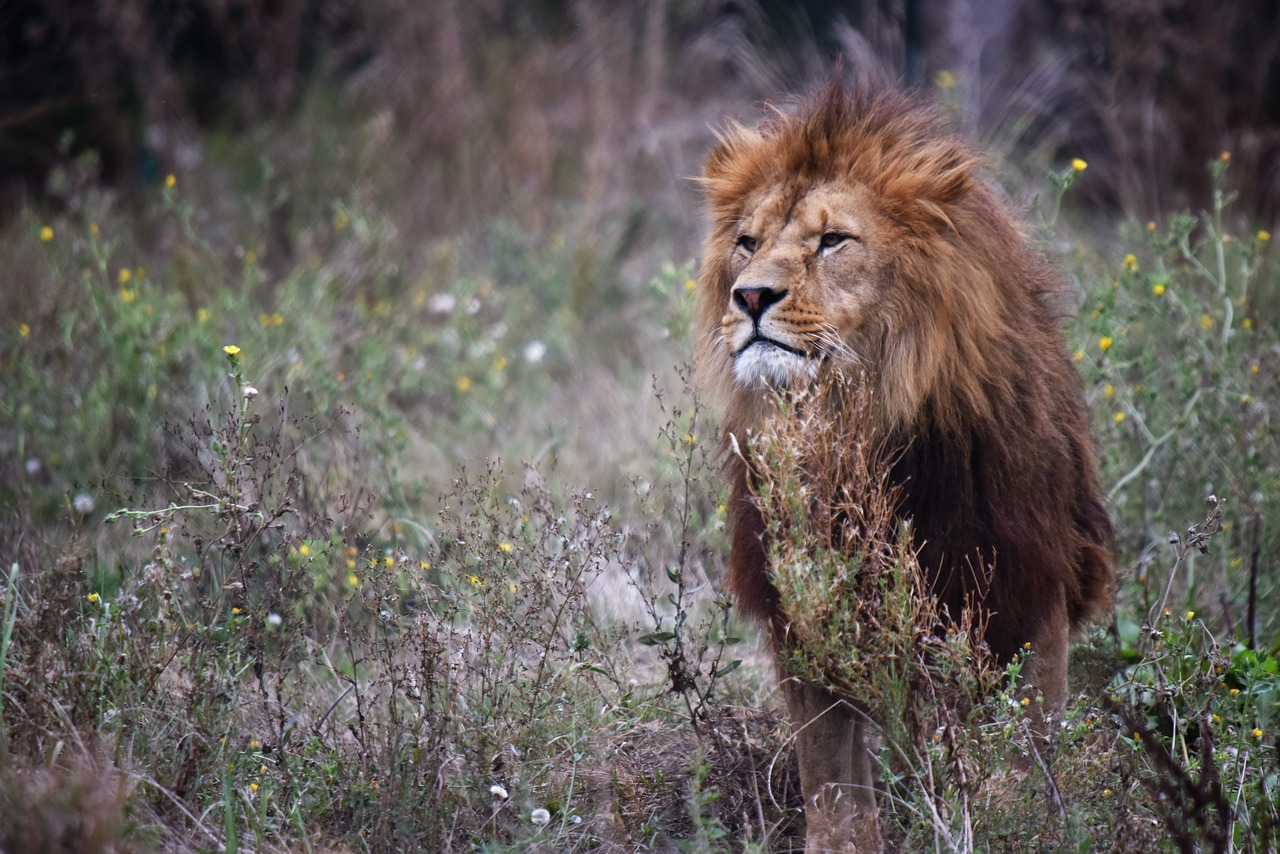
[732,344,815,389]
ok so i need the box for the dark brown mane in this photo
[697,78,1115,663]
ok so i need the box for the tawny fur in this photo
[695,78,1115,852]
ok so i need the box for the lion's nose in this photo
[732,286,787,322]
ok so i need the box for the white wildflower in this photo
[427,293,457,316]
[489,784,509,800]
[72,492,95,515]
[266,612,283,628]
[523,340,547,364]
[530,808,551,826]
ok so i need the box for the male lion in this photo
[694,79,1115,852]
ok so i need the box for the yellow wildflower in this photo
[118,268,132,285]
[456,376,471,392]
[1186,610,1195,620]
[1230,688,1240,696]
[249,782,259,793]
[119,289,136,303]
[231,607,242,615]
[934,70,956,89]
[1200,314,1213,330]
[1242,318,1252,330]
[1099,336,1113,352]
[1146,221,1156,232]
[347,573,359,587]
[1020,697,1031,707]
[19,323,29,338]
[493,355,508,371]
[346,558,356,570]
[90,223,99,236]
[1103,788,1112,797]
[1113,411,1125,424]
[1072,349,1084,362]
[499,543,514,554]
[685,278,697,292]
[1251,363,1260,374]
[1152,282,1166,296]
[1122,254,1138,273]
[1254,728,1264,739]
[467,574,482,586]
[1103,383,1115,399]
[1071,158,1087,172]
[165,174,176,189]
[40,226,53,242]
[384,556,394,567]
[87,592,100,603]
[196,307,210,323]
[299,544,310,556]
[245,249,258,265]
[420,560,431,570]
[1220,151,1231,163]
[1259,230,1271,243]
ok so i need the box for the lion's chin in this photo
[732,342,816,389]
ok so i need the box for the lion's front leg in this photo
[1020,598,1070,735]
[782,678,881,853]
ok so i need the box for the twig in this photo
[1020,718,1067,822]
[1246,513,1260,649]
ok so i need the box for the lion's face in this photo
[711,180,895,394]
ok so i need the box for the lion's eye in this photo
[736,235,758,254]
[819,232,850,251]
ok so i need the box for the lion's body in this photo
[695,80,1114,852]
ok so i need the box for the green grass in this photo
[0,108,1277,852]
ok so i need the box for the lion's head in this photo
[696,83,1060,439]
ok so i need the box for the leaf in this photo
[636,631,676,646]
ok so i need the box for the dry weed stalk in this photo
[744,371,1002,765]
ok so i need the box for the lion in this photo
[694,79,1115,853]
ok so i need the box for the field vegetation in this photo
[1,3,1277,851]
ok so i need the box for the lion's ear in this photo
[884,147,979,232]
[700,122,760,182]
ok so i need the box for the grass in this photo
[0,87,1277,852]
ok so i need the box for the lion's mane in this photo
[695,81,1115,661]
